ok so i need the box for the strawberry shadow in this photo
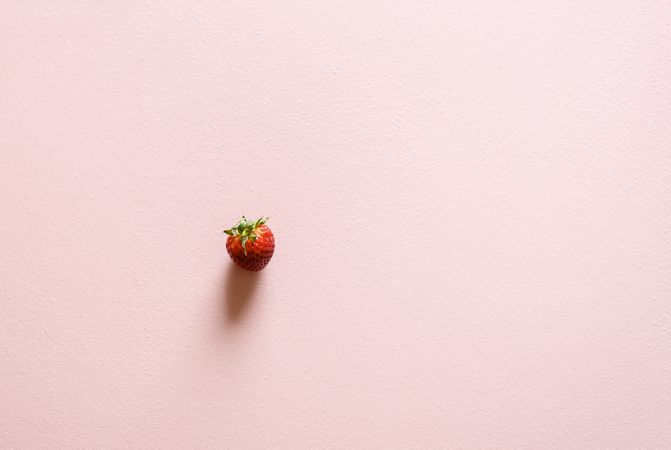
[224,263,260,323]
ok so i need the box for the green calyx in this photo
[223,216,269,256]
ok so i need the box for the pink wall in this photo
[2,1,671,448]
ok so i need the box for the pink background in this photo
[2,1,671,448]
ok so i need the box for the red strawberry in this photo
[224,216,275,271]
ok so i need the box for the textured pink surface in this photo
[2,2,671,448]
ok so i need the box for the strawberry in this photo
[224,216,275,271]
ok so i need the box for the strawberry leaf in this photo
[240,235,248,256]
